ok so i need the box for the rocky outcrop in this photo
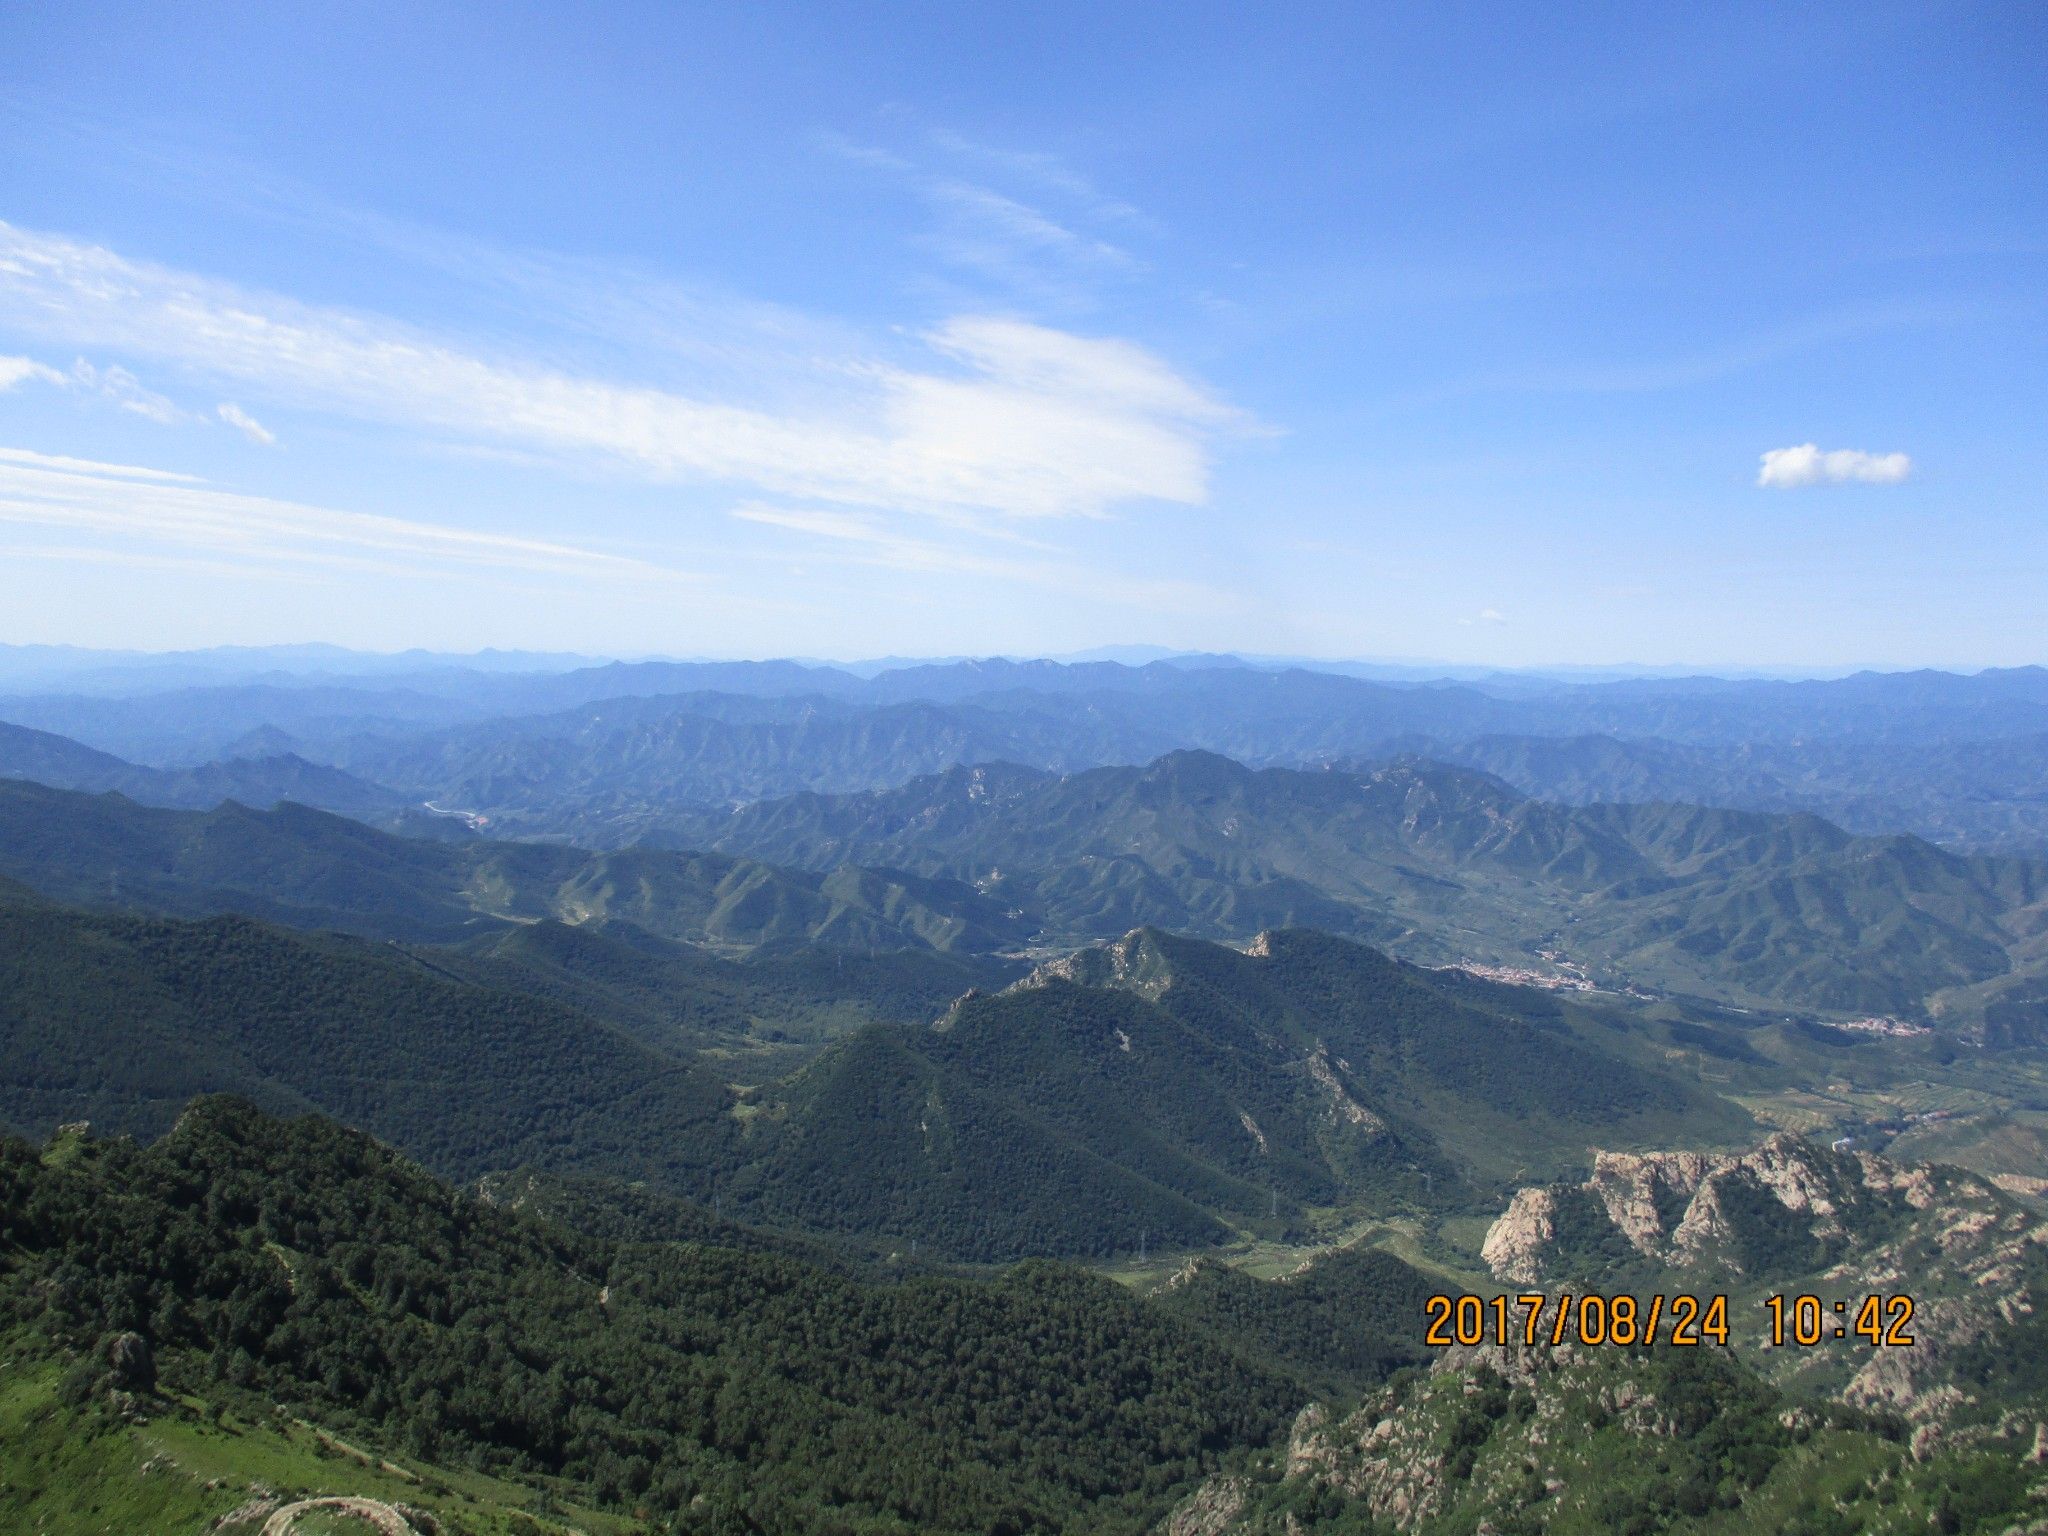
[1303,1044,1386,1133]
[1587,1148,1713,1248]
[1159,1475,1249,1536]
[103,1330,156,1394]
[1479,1187,1558,1284]
[1482,1133,1876,1281]
[259,1497,419,1535]
[1010,929,1177,999]
[1481,1133,2048,1424]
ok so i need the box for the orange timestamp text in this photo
[1424,1291,1918,1348]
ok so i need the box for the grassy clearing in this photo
[0,1333,636,1536]
[0,1353,233,1536]
[1730,1091,1850,1133]
[1100,1206,1494,1298]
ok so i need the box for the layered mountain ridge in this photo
[653,751,2048,1018]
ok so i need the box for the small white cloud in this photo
[1457,608,1510,627]
[216,402,277,445]
[0,354,66,391]
[1757,443,1912,488]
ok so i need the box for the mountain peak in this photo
[1010,926,1183,998]
[1142,748,1255,784]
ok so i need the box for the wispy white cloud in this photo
[64,359,186,423]
[924,128,1158,232]
[0,445,687,583]
[0,221,1242,523]
[823,132,1148,305]
[1458,607,1510,626]
[0,349,184,422]
[0,445,203,483]
[1,353,65,390]
[216,401,276,445]
[925,179,1143,278]
[1757,443,1912,488]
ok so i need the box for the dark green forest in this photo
[1,1099,1332,1534]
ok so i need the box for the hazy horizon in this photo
[0,636,2035,684]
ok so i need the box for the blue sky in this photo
[0,1,2042,666]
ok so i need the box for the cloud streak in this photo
[0,221,1241,523]
[0,445,685,583]
[1,354,65,391]
[822,130,1149,307]
[0,348,187,422]
[216,401,276,445]
[1757,443,1912,488]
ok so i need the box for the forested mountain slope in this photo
[723,928,1751,1259]
[0,779,1025,953]
[654,751,2048,1016]
[0,884,740,1187]
[0,719,406,815]
[0,1099,1325,1535]
[7,1102,2039,1536]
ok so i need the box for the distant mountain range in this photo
[6,744,2047,1023]
[10,645,2048,1536]
[0,718,404,816]
[0,778,1026,953]
[8,656,2048,853]
[650,751,2048,1019]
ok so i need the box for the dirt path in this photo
[258,1495,418,1535]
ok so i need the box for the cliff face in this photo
[1481,1132,1900,1283]
[1479,1185,1558,1283]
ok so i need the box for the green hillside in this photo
[723,928,1753,1260]
[447,917,1021,1069]
[0,778,1026,953]
[0,886,738,1190]
[0,1099,1325,1534]
[6,1101,2036,1536]
[1146,1247,1445,1402]
[0,873,1741,1267]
